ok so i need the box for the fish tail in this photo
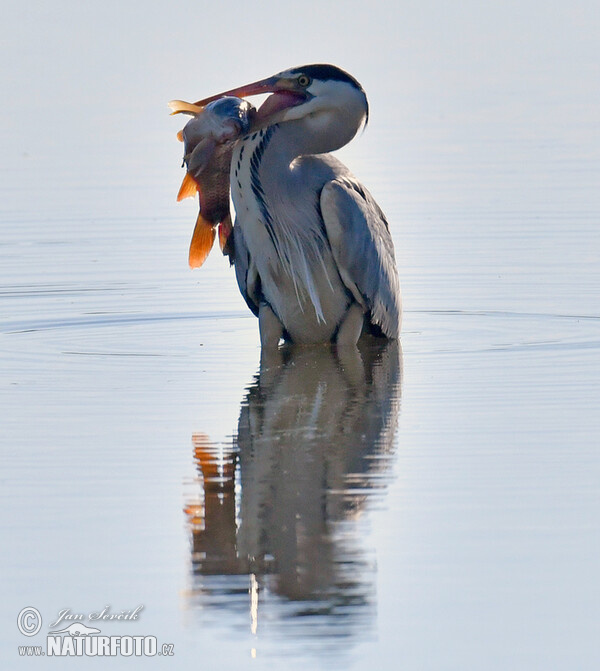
[189,213,216,268]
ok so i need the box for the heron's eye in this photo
[297,75,311,88]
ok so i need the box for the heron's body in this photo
[174,64,402,346]
[231,126,354,343]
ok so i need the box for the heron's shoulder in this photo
[321,176,391,235]
[291,153,353,182]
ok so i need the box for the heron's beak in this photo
[179,76,308,125]
[168,78,281,116]
[190,76,284,107]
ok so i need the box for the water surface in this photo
[1,1,599,669]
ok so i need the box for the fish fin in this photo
[186,137,217,176]
[168,100,204,116]
[177,172,199,201]
[189,213,216,268]
[218,213,233,253]
[176,129,184,142]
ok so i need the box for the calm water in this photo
[1,2,599,669]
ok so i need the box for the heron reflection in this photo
[184,339,401,636]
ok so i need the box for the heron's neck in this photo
[275,109,361,160]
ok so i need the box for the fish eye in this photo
[297,75,311,88]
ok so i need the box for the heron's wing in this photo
[232,222,260,317]
[320,178,401,337]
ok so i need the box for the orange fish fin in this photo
[177,172,199,201]
[218,213,233,253]
[168,100,204,116]
[176,129,184,142]
[189,213,216,269]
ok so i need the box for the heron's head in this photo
[190,64,369,145]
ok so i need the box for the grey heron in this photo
[188,64,401,347]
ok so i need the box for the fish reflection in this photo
[184,339,402,638]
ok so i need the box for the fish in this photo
[170,96,256,268]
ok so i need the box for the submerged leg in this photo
[259,302,284,349]
[336,303,365,347]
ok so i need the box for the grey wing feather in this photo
[320,178,402,337]
[232,223,260,317]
